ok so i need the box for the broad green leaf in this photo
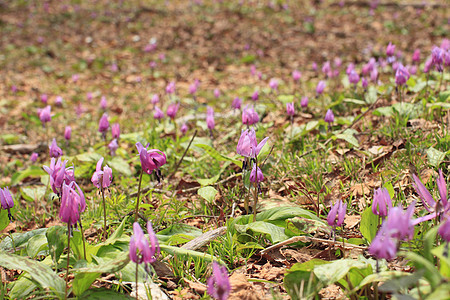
[21,186,46,202]
[105,216,128,244]
[46,226,67,264]
[402,252,441,289]
[360,207,379,243]
[26,234,48,258]
[0,228,48,251]
[79,288,134,299]
[9,274,38,299]
[286,217,328,236]
[235,221,289,243]
[365,86,378,104]
[284,259,329,299]
[0,210,9,232]
[426,147,446,167]
[392,102,421,119]
[277,94,295,104]
[10,166,46,185]
[75,152,103,163]
[313,258,370,286]
[108,156,132,176]
[157,224,202,245]
[378,270,425,293]
[197,173,221,186]
[0,251,65,297]
[160,244,222,263]
[335,129,359,147]
[198,186,218,203]
[373,106,394,117]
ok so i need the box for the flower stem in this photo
[135,262,139,300]
[65,223,71,300]
[134,170,144,223]
[101,187,107,240]
[79,219,87,260]
[252,159,258,222]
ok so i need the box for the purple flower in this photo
[249,165,264,183]
[372,187,392,217]
[149,61,157,69]
[59,182,85,225]
[87,92,93,101]
[348,70,360,85]
[242,106,259,126]
[232,97,242,109]
[64,126,71,141]
[41,94,48,104]
[412,173,436,213]
[251,90,259,101]
[111,123,120,139]
[72,74,79,83]
[269,78,279,91]
[91,158,112,189]
[438,217,450,242]
[412,49,420,63]
[55,96,63,106]
[98,113,110,134]
[322,61,332,77]
[385,203,415,241]
[370,68,378,82]
[206,107,215,130]
[292,70,301,82]
[43,157,76,194]
[0,187,14,209]
[129,222,160,264]
[236,128,269,159]
[49,138,63,158]
[154,107,164,120]
[207,262,231,300]
[38,105,52,125]
[300,96,309,108]
[316,81,326,95]
[100,96,107,110]
[151,94,160,105]
[166,81,176,94]
[431,46,444,72]
[111,63,118,72]
[395,64,410,86]
[327,199,346,227]
[369,224,397,260]
[362,78,369,89]
[30,152,39,162]
[136,142,167,178]
[334,57,342,68]
[312,62,318,71]
[423,58,433,73]
[324,109,334,124]
[346,63,355,75]
[386,42,396,57]
[108,139,119,156]
[250,64,257,76]
[166,103,180,120]
[11,85,17,93]
[214,88,221,98]
[181,123,188,135]
[286,102,295,117]
[437,169,448,208]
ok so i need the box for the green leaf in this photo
[10,166,46,185]
[335,129,359,147]
[0,228,48,251]
[286,217,328,236]
[0,210,9,232]
[197,173,221,186]
[198,186,218,203]
[75,152,103,163]
[157,224,202,245]
[277,94,295,104]
[26,234,48,258]
[46,226,67,264]
[373,106,394,117]
[21,186,46,202]
[160,244,222,263]
[0,250,65,297]
[235,221,289,243]
[284,259,329,299]
[365,86,378,104]
[9,274,38,299]
[108,156,132,176]
[426,147,446,167]
[402,252,441,289]
[313,258,371,286]
[195,143,242,168]
[78,288,134,299]
[360,207,379,243]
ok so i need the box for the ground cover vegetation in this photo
[0,0,449,299]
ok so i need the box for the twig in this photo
[168,130,197,180]
[260,235,367,255]
[181,226,227,251]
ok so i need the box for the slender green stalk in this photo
[135,262,139,300]
[252,158,259,222]
[65,223,71,300]
[79,219,87,260]
[134,170,144,223]
[101,187,107,240]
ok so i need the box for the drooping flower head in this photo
[236,128,268,159]
[136,142,167,182]
[395,64,410,86]
[206,106,215,130]
[207,262,231,300]
[324,109,334,124]
[180,123,188,135]
[372,187,392,217]
[55,96,63,106]
[98,113,110,134]
[369,223,398,260]
[384,203,415,241]
[166,102,180,120]
[59,182,85,225]
[249,165,264,183]
[129,221,160,264]
[153,107,164,120]
[438,217,450,242]
[166,81,176,94]
[100,96,107,110]
[49,138,63,158]
[64,126,71,141]
[30,152,39,162]
[242,105,259,126]
[269,78,279,91]
[431,46,444,72]
[151,94,160,105]
[0,187,14,222]
[232,97,242,110]
[214,88,221,98]
[38,105,52,126]
[300,96,309,108]
[348,70,360,85]
[43,157,76,195]
[412,49,420,63]
[327,199,346,227]
[316,80,326,95]
[108,139,119,156]
[111,123,120,139]
[41,94,48,104]
[286,102,295,117]
[251,90,259,101]
[386,42,396,62]
[91,157,113,189]
[292,70,301,82]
